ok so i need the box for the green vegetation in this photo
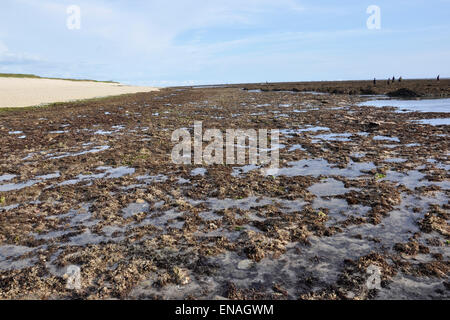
[121,148,152,166]
[375,173,387,180]
[0,73,41,79]
[0,73,117,84]
[317,211,327,218]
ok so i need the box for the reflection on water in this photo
[358,98,450,113]
[413,118,450,126]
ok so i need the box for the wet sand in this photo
[0,78,159,108]
[0,82,448,300]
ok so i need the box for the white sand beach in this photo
[0,77,159,108]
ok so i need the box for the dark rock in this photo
[387,88,422,98]
[360,87,377,95]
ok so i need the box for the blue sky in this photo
[1,0,449,86]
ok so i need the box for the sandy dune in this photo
[0,77,159,108]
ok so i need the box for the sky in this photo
[1,0,449,86]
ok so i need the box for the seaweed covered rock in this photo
[387,88,421,98]
[360,87,377,95]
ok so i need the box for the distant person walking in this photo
[437,75,440,81]
[399,77,402,82]
[373,78,376,85]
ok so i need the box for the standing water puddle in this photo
[412,119,450,126]
[59,166,135,186]
[0,172,60,192]
[264,159,375,178]
[358,98,450,113]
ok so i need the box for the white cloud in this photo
[0,40,42,64]
[0,40,8,54]
[8,0,305,53]
[2,0,449,84]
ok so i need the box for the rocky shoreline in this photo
[0,82,448,299]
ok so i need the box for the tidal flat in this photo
[0,79,448,299]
